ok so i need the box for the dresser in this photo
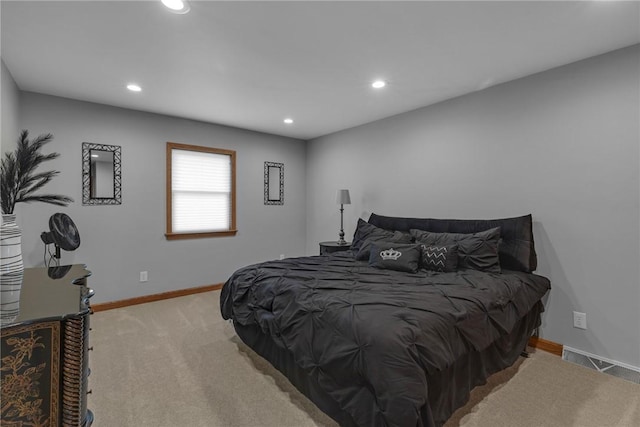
[1,265,94,427]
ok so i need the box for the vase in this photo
[0,214,24,323]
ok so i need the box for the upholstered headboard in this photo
[367,213,537,273]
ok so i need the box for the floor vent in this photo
[562,346,640,384]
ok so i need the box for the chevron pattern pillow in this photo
[420,244,458,272]
[411,227,501,273]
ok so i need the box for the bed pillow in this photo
[419,244,458,272]
[410,227,501,273]
[368,213,536,273]
[351,219,412,260]
[368,242,421,274]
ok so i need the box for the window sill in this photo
[165,230,238,240]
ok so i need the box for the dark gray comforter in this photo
[220,251,550,427]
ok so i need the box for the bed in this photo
[220,213,550,427]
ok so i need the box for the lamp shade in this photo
[336,189,351,205]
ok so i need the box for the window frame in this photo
[165,142,237,240]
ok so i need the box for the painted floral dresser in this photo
[1,265,93,426]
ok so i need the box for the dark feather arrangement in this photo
[1,130,73,214]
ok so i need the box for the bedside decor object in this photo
[336,189,351,245]
[41,213,81,267]
[0,214,22,322]
[0,130,73,315]
[264,161,284,205]
[82,142,122,205]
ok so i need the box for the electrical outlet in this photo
[573,311,587,330]
[140,271,148,282]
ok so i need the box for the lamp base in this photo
[338,223,348,245]
[338,204,348,246]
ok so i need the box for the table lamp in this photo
[336,189,351,245]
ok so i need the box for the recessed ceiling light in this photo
[127,83,142,92]
[284,118,294,124]
[372,80,387,89]
[161,0,190,14]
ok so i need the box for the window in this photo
[166,142,236,239]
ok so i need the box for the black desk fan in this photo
[41,213,81,267]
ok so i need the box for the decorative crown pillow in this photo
[368,242,421,274]
[419,244,458,272]
[352,219,412,260]
[410,227,501,273]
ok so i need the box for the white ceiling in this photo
[2,1,639,140]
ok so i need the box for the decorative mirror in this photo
[264,161,284,205]
[82,142,121,205]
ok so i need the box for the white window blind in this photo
[171,148,232,233]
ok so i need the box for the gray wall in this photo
[306,45,640,369]
[1,58,20,154]
[18,92,307,303]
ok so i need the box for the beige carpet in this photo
[88,291,640,427]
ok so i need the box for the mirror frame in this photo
[82,142,122,205]
[264,161,284,205]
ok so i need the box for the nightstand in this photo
[319,241,352,255]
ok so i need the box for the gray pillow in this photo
[410,227,501,273]
[368,242,421,274]
[419,244,458,272]
[352,219,412,260]
[368,213,537,273]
